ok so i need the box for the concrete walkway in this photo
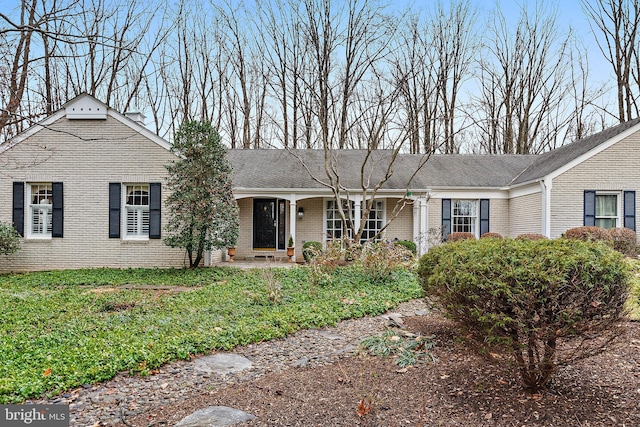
[213,259,301,269]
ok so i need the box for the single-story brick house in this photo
[0,94,638,272]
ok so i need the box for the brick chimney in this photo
[125,109,146,126]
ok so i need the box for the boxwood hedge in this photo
[417,237,630,391]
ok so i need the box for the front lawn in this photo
[0,266,422,403]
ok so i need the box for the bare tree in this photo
[60,0,168,111]
[392,1,477,154]
[215,0,269,149]
[0,0,614,156]
[583,0,640,123]
[0,0,167,141]
[285,0,434,242]
[392,15,440,154]
[0,0,67,140]
[565,39,610,141]
[257,0,305,148]
[474,2,574,154]
[433,0,477,153]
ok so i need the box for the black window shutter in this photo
[584,190,596,226]
[109,183,121,238]
[12,182,24,236]
[52,182,63,238]
[624,190,636,231]
[442,199,451,241]
[480,199,490,236]
[149,182,161,239]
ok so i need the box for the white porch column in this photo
[289,195,297,262]
[353,196,362,239]
[412,199,420,250]
[419,197,429,255]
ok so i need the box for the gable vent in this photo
[66,96,107,119]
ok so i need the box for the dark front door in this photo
[253,199,277,249]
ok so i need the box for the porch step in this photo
[244,255,288,262]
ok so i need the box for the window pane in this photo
[32,208,51,234]
[126,185,149,206]
[125,184,150,237]
[595,194,618,229]
[127,209,138,234]
[596,218,617,229]
[596,195,617,217]
[326,199,355,243]
[360,200,384,243]
[29,184,53,237]
[452,199,477,235]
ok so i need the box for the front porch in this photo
[232,193,422,262]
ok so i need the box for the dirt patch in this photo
[82,285,200,295]
[116,314,640,426]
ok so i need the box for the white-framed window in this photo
[28,183,53,239]
[452,199,478,236]
[595,192,621,229]
[124,184,149,238]
[326,199,354,241]
[361,200,385,242]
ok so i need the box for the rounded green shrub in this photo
[446,232,475,242]
[480,232,502,239]
[395,239,417,256]
[417,238,630,392]
[564,226,613,244]
[0,221,20,256]
[516,233,547,240]
[608,227,637,257]
[302,241,323,263]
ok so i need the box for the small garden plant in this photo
[360,329,436,368]
[0,221,20,256]
[418,237,630,392]
[394,240,417,256]
[302,241,322,263]
[307,238,415,286]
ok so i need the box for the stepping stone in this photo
[382,313,405,327]
[174,406,255,427]
[317,330,345,340]
[193,353,252,375]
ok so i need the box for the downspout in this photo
[540,178,552,238]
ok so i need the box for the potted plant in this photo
[227,247,236,263]
[287,235,295,262]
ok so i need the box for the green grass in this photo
[0,266,422,403]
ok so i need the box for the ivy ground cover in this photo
[0,266,421,403]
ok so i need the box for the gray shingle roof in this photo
[227,149,536,190]
[228,119,640,191]
[510,118,640,185]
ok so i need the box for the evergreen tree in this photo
[164,121,239,267]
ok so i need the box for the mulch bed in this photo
[119,315,640,426]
